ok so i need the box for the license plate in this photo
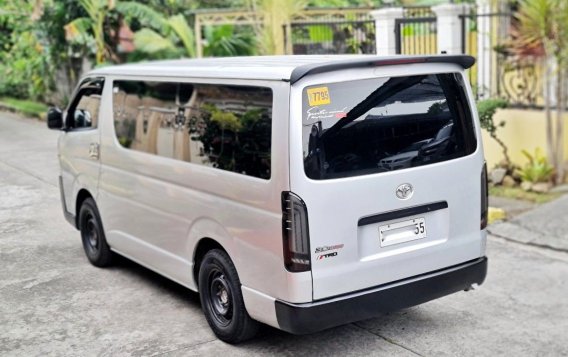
[379,217,426,247]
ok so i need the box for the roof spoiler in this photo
[289,55,475,84]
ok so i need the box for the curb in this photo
[0,104,46,121]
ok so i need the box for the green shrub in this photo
[516,148,554,183]
[477,98,510,166]
[0,97,48,118]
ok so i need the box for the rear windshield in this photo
[302,73,477,180]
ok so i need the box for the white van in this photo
[47,55,488,343]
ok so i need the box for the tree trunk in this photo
[555,67,565,184]
[490,132,511,167]
[545,56,556,170]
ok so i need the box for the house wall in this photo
[481,109,568,171]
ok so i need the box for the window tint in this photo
[302,73,477,180]
[68,79,104,129]
[113,81,273,179]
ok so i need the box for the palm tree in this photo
[132,14,196,58]
[132,13,257,59]
[113,1,197,59]
[64,0,191,64]
[516,0,568,184]
[203,25,256,57]
[248,0,307,55]
[64,0,113,65]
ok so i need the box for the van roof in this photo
[89,55,475,84]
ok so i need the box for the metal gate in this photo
[459,11,544,108]
[394,17,437,55]
[285,19,376,55]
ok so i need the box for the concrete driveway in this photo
[1,112,567,356]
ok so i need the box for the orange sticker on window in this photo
[307,86,331,106]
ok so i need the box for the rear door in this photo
[289,64,486,300]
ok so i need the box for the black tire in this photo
[198,249,259,343]
[79,198,113,267]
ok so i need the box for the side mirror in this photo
[47,107,64,130]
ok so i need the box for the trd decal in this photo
[314,244,344,254]
[317,252,338,260]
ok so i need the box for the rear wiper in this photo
[322,75,428,139]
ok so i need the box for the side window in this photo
[67,78,104,130]
[113,80,273,179]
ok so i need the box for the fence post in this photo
[476,0,491,98]
[370,7,404,56]
[194,15,203,58]
[432,3,471,55]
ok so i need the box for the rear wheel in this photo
[198,249,258,343]
[79,198,113,267]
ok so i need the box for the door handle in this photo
[89,143,99,160]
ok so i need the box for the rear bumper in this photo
[275,257,487,334]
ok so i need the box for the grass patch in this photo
[489,185,562,204]
[0,97,48,119]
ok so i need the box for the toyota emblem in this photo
[396,183,414,200]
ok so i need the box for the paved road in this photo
[1,112,567,356]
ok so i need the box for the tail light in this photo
[480,163,489,229]
[281,192,311,272]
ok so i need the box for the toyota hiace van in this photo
[47,55,488,343]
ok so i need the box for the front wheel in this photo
[198,249,259,343]
[79,198,113,267]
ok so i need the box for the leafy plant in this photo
[477,98,510,166]
[38,1,90,103]
[203,25,256,57]
[516,148,555,183]
[189,103,271,178]
[65,0,115,65]
[0,0,57,101]
[248,0,307,55]
[132,13,196,58]
[64,1,185,64]
[211,110,242,132]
